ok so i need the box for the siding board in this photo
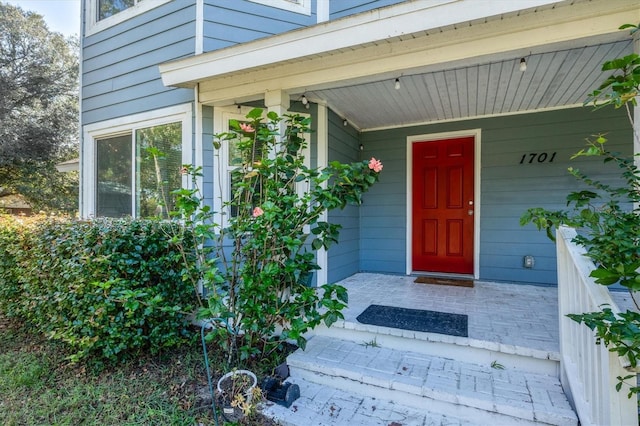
[202,0,316,53]
[330,0,406,19]
[359,106,631,285]
[82,1,196,125]
[327,109,361,283]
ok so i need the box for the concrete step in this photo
[313,319,560,376]
[262,377,483,426]
[278,335,577,426]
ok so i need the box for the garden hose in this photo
[200,318,237,426]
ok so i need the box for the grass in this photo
[0,315,285,425]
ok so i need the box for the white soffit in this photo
[159,0,571,88]
[193,0,637,107]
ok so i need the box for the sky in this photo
[5,0,81,37]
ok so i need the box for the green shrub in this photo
[0,215,36,317]
[0,215,197,364]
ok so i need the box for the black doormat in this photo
[356,304,468,337]
[414,276,474,287]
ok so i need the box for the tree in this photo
[0,2,79,213]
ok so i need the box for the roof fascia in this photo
[195,0,637,105]
[159,0,564,88]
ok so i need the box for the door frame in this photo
[406,129,482,278]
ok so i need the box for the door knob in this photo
[468,210,474,216]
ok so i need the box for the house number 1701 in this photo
[519,152,556,164]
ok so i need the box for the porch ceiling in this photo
[300,39,633,131]
[159,0,639,131]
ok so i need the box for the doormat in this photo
[414,276,474,287]
[356,304,468,337]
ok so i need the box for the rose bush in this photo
[171,108,382,365]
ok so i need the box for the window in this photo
[136,122,183,217]
[83,104,192,218]
[98,0,136,20]
[95,122,182,218]
[86,0,172,35]
[248,0,311,15]
[213,106,310,226]
[96,134,132,217]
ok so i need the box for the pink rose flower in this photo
[252,207,264,217]
[240,123,255,133]
[368,157,383,173]
[179,166,189,175]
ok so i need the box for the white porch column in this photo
[316,0,329,23]
[264,89,290,119]
[264,90,290,155]
[316,102,329,285]
[634,30,640,160]
[193,84,203,192]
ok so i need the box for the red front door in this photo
[412,137,474,274]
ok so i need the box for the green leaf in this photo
[247,108,264,119]
[589,268,620,286]
[324,312,338,328]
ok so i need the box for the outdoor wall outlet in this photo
[523,255,535,269]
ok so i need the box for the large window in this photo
[86,0,171,35]
[96,134,132,217]
[98,0,136,20]
[96,122,182,218]
[136,123,183,218]
[213,106,310,226]
[83,105,192,218]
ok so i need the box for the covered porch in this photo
[156,2,640,421]
[160,0,640,288]
[261,272,635,425]
[337,272,561,354]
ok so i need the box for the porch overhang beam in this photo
[160,0,573,89]
[189,0,637,107]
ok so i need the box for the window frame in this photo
[82,104,193,218]
[85,0,173,36]
[213,106,311,228]
[247,0,311,15]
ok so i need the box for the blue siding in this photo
[327,109,361,283]
[201,105,215,204]
[203,0,316,52]
[359,107,631,285]
[82,1,195,125]
[330,0,406,19]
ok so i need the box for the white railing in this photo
[557,226,638,426]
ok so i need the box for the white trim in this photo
[194,86,203,192]
[212,105,311,229]
[164,0,636,110]
[85,0,171,37]
[84,104,192,134]
[405,129,481,279]
[82,103,193,218]
[362,103,584,133]
[634,31,640,169]
[212,106,251,227]
[79,2,86,216]
[316,103,328,285]
[159,0,634,90]
[316,0,329,23]
[248,0,311,15]
[85,0,172,36]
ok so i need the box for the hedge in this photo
[0,214,197,364]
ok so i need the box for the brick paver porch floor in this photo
[337,273,561,353]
